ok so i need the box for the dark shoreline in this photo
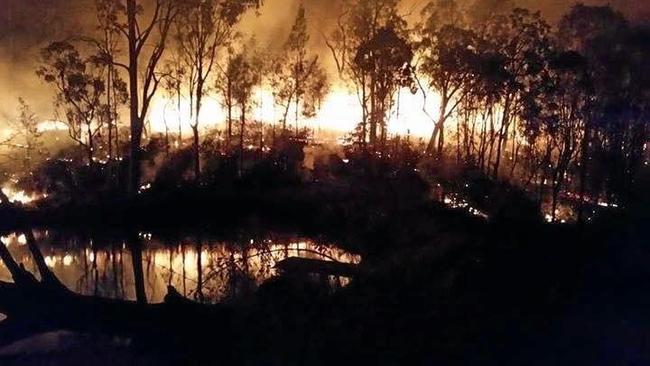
[1,176,648,365]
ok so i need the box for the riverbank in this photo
[1,157,649,364]
[1,167,490,259]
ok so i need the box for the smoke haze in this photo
[0,0,647,127]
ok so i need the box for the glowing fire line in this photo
[0,185,43,205]
[148,87,442,139]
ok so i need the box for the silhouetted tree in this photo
[162,52,187,151]
[520,50,588,220]
[95,0,128,160]
[560,4,649,210]
[483,8,552,178]
[88,0,179,194]
[37,41,106,164]
[217,48,238,149]
[355,27,415,149]
[586,26,650,206]
[228,51,262,176]
[175,0,254,178]
[4,98,46,173]
[327,0,406,149]
[418,0,473,157]
[270,4,329,133]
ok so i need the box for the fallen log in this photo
[0,189,235,352]
[0,278,234,345]
[275,257,364,278]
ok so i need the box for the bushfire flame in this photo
[0,185,42,205]
[148,86,441,139]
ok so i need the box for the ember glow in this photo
[0,185,42,205]
[442,193,489,219]
[0,0,647,363]
[36,120,68,132]
[0,233,27,247]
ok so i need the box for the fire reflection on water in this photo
[0,232,360,304]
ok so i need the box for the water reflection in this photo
[0,231,360,304]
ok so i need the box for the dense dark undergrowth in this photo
[217,207,650,366]
[1,152,649,365]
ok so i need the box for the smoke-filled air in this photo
[0,0,649,364]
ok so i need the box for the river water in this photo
[0,230,360,303]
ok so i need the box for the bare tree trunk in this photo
[192,125,200,178]
[493,120,508,179]
[577,124,590,224]
[112,244,119,298]
[295,86,300,136]
[114,101,120,158]
[456,117,461,164]
[538,143,552,214]
[177,86,182,148]
[361,75,367,147]
[106,53,113,160]
[130,237,147,304]
[165,120,170,156]
[493,100,511,179]
[537,169,546,213]
[426,94,448,157]
[437,123,445,158]
[239,105,246,178]
[282,95,292,133]
[92,247,99,296]
[478,109,487,171]
[486,108,496,175]
[193,78,204,178]
[127,0,141,195]
[509,118,519,180]
[195,240,204,302]
[86,122,94,165]
[227,79,233,149]
[551,183,560,222]
[469,111,476,162]
[379,98,387,151]
[369,77,377,149]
